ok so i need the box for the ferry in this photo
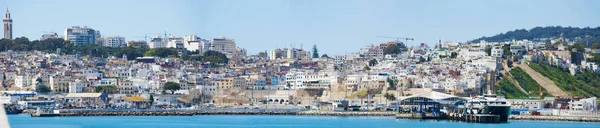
[466,94,511,122]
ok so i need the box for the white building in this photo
[64,26,101,45]
[69,79,84,93]
[40,32,58,40]
[14,75,32,88]
[149,36,166,48]
[102,36,125,47]
[569,97,597,111]
[211,37,236,54]
[183,35,211,53]
[491,46,503,57]
[285,69,304,89]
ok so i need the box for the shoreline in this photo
[23,109,600,122]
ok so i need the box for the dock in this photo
[448,113,500,123]
[396,112,502,123]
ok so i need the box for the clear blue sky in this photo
[2,0,599,55]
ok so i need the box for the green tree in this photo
[321,54,329,58]
[502,44,512,57]
[484,46,492,56]
[143,48,178,58]
[384,93,396,100]
[386,77,395,88]
[364,65,371,70]
[383,43,402,55]
[312,45,319,58]
[203,51,229,64]
[450,52,458,58]
[419,56,426,62]
[368,59,378,66]
[36,85,52,93]
[148,94,154,104]
[570,43,586,52]
[163,82,181,94]
[258,52,267,58]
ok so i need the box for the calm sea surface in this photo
[7,114,599,128]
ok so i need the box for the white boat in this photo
[466,94,511,122]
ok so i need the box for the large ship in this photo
[465,94,511,122]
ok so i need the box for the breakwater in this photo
[510,115,600,122]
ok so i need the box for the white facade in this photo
[149,36,166,48]
[183,35,211,53]
[285,69,305,89]
[68,79,84,93]
[103,36,125,47]
[491,46,503,57]
[15,75,31,88]
[211,37,236,54]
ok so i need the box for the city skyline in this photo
[1,0,599,55]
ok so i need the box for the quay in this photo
[30,109,395,117]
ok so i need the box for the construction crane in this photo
[377,36,414,46]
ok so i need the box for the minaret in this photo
[3,8,12,39]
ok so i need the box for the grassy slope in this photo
[528,63,600,97]
[497,78,529,99]
[509,67,553,97]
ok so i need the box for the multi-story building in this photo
[285,69,304,89]
[118,79,135,94]
[68,79,84,93]
[49,76,74,93]
[149,36,166,48]
[64,26,101,45]
[269,48,286,60]
[360,44,384,58]
[167,36,184,49]
[491,46,503,57]
[211,37,236,54]
[102,36,126,47]
[14,75,32,88]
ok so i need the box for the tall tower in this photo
[3,8,12,39]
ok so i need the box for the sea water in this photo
[7,114,599,128]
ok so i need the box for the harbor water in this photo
[7,114,599,128]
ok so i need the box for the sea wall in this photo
[297,111,395,116]
[44,109,395,117]
[510,115,600,122]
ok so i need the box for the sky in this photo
[1,0,599,55]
